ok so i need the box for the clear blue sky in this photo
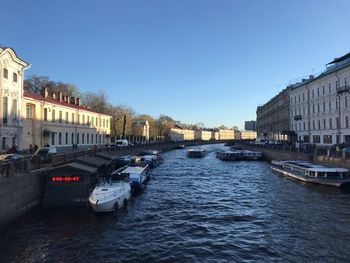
[2,0,350,129]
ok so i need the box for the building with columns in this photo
[0,47,30,150]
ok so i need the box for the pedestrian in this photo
[33,145,38,153]
[29,144,33,154]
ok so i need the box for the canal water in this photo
[1,143,350,263]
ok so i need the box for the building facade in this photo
[256,87,291,141]
[0,47,112,151]
[240,130,257,140]
[194,130,212,141]
[170,128,195,141]
[0,47,30,150]
[290,53,350,146]
[132,120,149,141]
[244,120,256,131]
[22,89,111,149]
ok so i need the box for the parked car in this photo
[32,147,57,163]
[115,139,129,147]
[0,154,24,162]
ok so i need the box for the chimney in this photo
[70,97,75,104]
[42,86,49,98]
[58,92,63,102]
[309,75,314,79]
[76,98,81,106]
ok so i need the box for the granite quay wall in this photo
[236,141,350,169]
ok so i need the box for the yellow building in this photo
[170,128,195,141]
[218,129,235,140]
[240,130,257,140]
[22,88,111,149]
[194,130,212,141]
[0,47,30,151]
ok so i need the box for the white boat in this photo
[114,164,150,189]
[141,149,161,156]
[216,150,262,161]
[271,160,350,187]
[89,172,132,213]
[187,149,206,158]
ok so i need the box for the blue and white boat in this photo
[113,164,150,189]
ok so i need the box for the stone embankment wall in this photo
[235,142,311,162]
[0,170,44,229]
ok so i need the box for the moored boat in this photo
[139,154,163,168]
[216,150,262,161]
[89,172,132,213]
[113,163,150,189]
[187,149,206,158]
[271,160,350,187]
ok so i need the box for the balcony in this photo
[336,85,350,94]
[294,115,302,121]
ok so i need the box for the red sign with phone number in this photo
[51,176,80,182]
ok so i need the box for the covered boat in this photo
[113,164,150,189]
[271,160,350,187]
[187,149,206,158]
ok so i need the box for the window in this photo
[322,86,325,95]
[71,133,74,144]
[106,119,108,128]
[318,120,321,130]
[87,116,90,125]
[12,99,17,120]
[3,68,8,79]
[312,120,315,130]
[103,119,105,127]
[59,111,62,123]
[345,77,348,87]
[303,122,305,130]
[312,90,314,98]
[59,132,62,145]
[87,133,90,144]
[336,80,339,89]
[44,108,48,121]
[298,94,300,102]
[96,134,98,143]
[65,132,68,145]
[82,115,85,125]
[302,93,305,101]
[324,119,326,129]
[313,135,320,143]
[346,116,349,129]
[78,114,80,125]
[51,133,55,145]
[82,133,85,144]
[26,104,32,120]
[329,101,331,111]
[323,102,326,112]
[65,112,69,123]
[52,109,55,122]
[95,117,98,126]
[312,104,315,114]
[77,133,80,144]
[323,135,332,144]
[317,88,320,97]
[13,72,17,83]
[329,83,332,93]
[3,97,8,123]
[317,104,320,113]
[72,113,75,124]
[346,96,348,108]
[91,134,94,144]
[336,117,340,128]
[329,118,332,129]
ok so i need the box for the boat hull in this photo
[271,165,350,187]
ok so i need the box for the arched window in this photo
[59,132,62,145]
[65,132,68,145]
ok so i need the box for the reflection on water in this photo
[1,144,350,263]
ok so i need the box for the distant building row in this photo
[170,128,256,141]
[256,51,350,146]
